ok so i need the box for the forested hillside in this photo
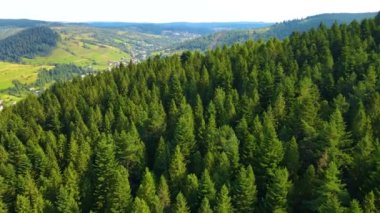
[174,12,377,51]
[1,13,380,213]
[0,19,57,28]
[0,27,59,62]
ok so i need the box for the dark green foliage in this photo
[169,146,187,195]
[232,166,257,212]
[131,197,151,213]
[0,16,380,212]
[215,185,232,213]
[93,134,117,211]
[199,198,213,213]
[198,169,216,205]
[265,168,291,212]
[0,27,58,62]
[157,176,171,211]
[173,192,190,213]
[137,168,157,210]
[34,64,95,88]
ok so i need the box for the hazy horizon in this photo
[0,0,378,23]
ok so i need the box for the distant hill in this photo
[86,22,272,35]
[0,19,60,28]
[0,27,59,62]
[172,12,378,51]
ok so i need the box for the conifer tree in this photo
[132,197,151,213]
[157,175,171,211]
[198,169,216,205]
[154,137,169,176]
[199,197,213,213]
[255,112,284,194]
[265,168,291,212]
[173,192,190,213]
[284,137,300,179]
[182,174,199,212]
[109,166,132,213]
[236,117,256,165]
[314,162,349,211]
[173,100,195,158]
[318,193,345,213]
[169,146,187,195]
[56,186,80,213]
[215,185,233,213]
[93,134,116,212]
[16,195,32,213]
[115,123,146,178]
[232,165,257,212]
[363,191,376,213]
[137,168,157,210]
[349,199,363,213]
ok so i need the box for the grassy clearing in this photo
[23,27,130,70]
[0,62,53,90]
[0,93,23,106]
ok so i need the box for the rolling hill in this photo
[0,27,59,62]
[172,12,378,51]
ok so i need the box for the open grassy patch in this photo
[0,62,53,90]
[23,27,130,70]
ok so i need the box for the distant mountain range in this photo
[85,22,272,35]
[171,12,378,51]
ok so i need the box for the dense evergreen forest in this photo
[0,27,58,62]
[1,14,380,212]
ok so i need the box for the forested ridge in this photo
[0,27,58,62]
[173,12,377,52]
[1,14,380,212]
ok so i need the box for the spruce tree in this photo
[93,134,117,212]
[199,197,213,213]
[137,168,157,210]
[157,175,171,211]
[173,192,190,213]
[265,168,291,212]
[109,166,132,213]
[363,191,376,213]
[198,169,216,205]
[132,197,151,213]
[314,162,349,211]
[284,137,300,179]
[349,199,363,213]
[232,165,257,212]
[169,146,187,195]
[154,137,169,176]
[215,185,233,213]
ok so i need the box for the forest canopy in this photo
[0,14,380,212]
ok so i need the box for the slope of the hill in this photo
[22,26,131,70]
[0,27,59,62]
[173,12,377,51]
[0,13,380,212]
[0,19,60,28]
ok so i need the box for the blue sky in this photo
[0,0,378,23]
